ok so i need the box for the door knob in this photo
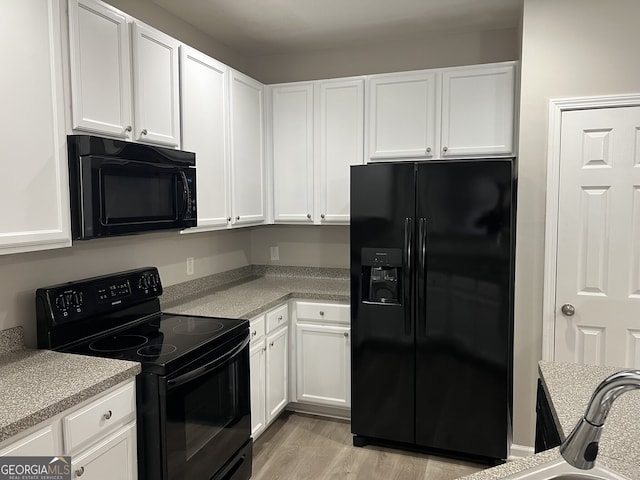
[561,303,576,316]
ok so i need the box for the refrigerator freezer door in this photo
[350,162,416,444]
[414,160,514,460]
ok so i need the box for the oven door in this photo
[164,332,251,480]
[76,155,196,239]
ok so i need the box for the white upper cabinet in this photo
[230,70,265,226]
[131,22,181,147]
[440,64,515,157]
[316,78,364,224]
[269,77,364,225]
[0,0,71,255]
[366,62,516,161]
[180,46,230,229]
[367,71,437,160]
[69,0,132,138]
[271,83,315,223]
[69,0,181,147]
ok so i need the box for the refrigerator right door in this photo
[414,159,515,460]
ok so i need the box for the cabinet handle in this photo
[319,311,325,316]
[426,147,431,153]
[262,347,266,353]
[442,146,448,152]
[236,216,240,221]
[270,341,274,348]
[141,128,148,136]
[252,330,257,337]
[124,125,132,134]
[320,213,325,219]
[76,467,85,477]
[103,410,112,420]
[344,332,349,338]
[307,213,311,219]
[228,217,231,222]
[277,315,283,321]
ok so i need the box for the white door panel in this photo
[555,106,640,368]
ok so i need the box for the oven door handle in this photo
[166,333,250,389]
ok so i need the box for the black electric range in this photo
[36,267,252,480]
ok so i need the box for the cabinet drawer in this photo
[266,304,288,333]
[63,380,136,454]
[250,314,266,343]
[296,301,349,325]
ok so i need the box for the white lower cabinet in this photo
[293,301,351,409]
[70,422,136,480]
[0,379,137,479]
[265,326,288,422]
[0,425,58,457]
[249,340,266,438]
[296,323,350,408]
[249,303,288,440]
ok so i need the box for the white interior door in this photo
[555,106,640,368]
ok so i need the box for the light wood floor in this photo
[252,412,487,480]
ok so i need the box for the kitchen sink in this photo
[502,457,631,480]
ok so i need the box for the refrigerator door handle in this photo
[404,217,413,336]
[417,217,427,336]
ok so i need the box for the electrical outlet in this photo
[270,246,279,261]
[186,257,194,276]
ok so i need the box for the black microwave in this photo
[68,135,197,240]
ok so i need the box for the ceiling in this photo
[150,0,523,57]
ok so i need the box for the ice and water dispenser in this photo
[361,248,402,304]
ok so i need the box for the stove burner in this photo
[173,318,224,335]
[90,334,148,352]
[137,344,177,357]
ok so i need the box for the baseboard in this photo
[509,444,535,460]
[285,402,351,420]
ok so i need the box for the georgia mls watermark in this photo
[0,457,71,480]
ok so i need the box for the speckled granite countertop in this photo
[161,265,350,319]
[460,361,640,479]
[0,326,141,444]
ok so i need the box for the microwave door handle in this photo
[178,170,189,219]
[167,333,250,390]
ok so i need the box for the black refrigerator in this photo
[350,159,516,462]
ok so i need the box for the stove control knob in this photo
[72,292,82,307]
[55,294,67,311]
[65,292,74,308]
[139,276,149,290]
[149,274,158,288]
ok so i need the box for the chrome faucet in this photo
[560,369,640,469]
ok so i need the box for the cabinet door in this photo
[230,70,265,226]
[440,64,515,157]
[272,84,314,223]
[249,341,266,439]
[265,327,288,423]
[0,0,71,255]
[317,78,364,223]
[70,423,136,480]
[296,324,350,407]
[68,0,132,138]
[180,46,230,228]
[0,425,57,457]
[132,22,181,147]
[367,72,437,160]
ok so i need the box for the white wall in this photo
[0,229,251,347]
[513,0,640,448]
[246,28,519,83]
[101,0,249,72]
[250,225,349,268]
